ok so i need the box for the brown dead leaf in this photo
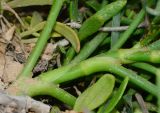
[0,42,7,54]
[0,16,15,44]
[0,52,8,90]
[62,110,80,113]
[24,43,35,54]
[2,1,25,27]
[0,52,5,78]
[3,56,23,83]
[0,80,8,90]
[4,26,16,41]
[24,39,69,61]
[0,19,8,34]
[42,43,54,60]
[25,43,54,61]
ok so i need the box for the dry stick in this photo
[66,21,147,32]
[100,22,147,32]
[0,92,50,113]
[135,93,149,113]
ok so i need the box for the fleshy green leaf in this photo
[74,74,115,112]
[7,0,53,8]
[54,22,80,52]
[98,77,129,113]
[20,21,80,52]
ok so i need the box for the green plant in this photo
[2,0,160,112]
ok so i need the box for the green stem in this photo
[152,0,160,24]
[126,50,160,63]
[104,49,160,63]
[100,37,110,46]
[130,62,160,113]
[100,28,144,47]
[38,57,158,96]
[131,62,157,74]
[64,30,108,65]
[146,0,160,16]
[133,28,160,48]
[64,0,127,64]
[157,71,160,113]
[8,78,76,107]
[111,13,121,48]
[27,81,76,107]
[146,39,160,50]
[111,9,145,50]
[71,32,108,64]
[156,0,160,12]
[69,0,79,21]
[63,47,76,65]
[121,16,133,25]
[19,0,64,77]
[126,9,136,19]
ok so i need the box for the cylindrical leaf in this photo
[78,0,127,40]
